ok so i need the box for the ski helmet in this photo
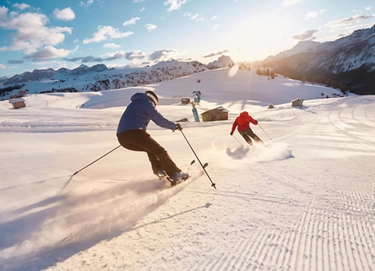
[145,90,159,106]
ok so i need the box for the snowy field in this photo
[1,68,375,271]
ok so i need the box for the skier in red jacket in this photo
[230,111,263,145]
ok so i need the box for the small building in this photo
[291,98,303,107]
[9,98,26,109]
[181,97,190,104]
[201,106,228,122]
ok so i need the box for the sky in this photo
[0,0,375,77]
[1,68,374,270]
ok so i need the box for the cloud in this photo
[0,64,7,69]
[305,9,326,20]
[164,0,187,12]
[291,29,318,40]
[281,0,302,7]
[123,17,140,26]
[210,15,218,20]
[83,26,133,44]
[184,12,204,21]
[0,11,72,54]
[145,24,157,31]
[7,59,24,64]
[304,12,317,20]
[64,55,104,63]
[0,6,8,17]
[365,6,372,11]
[103,43,121,49]
[63,50,146,63]
[81,56,104,62]
[149,49,177,61]
[212,24,220,30]
[190,13,204,21]
[27,45,77,60]
[80,0,94,8]
[203,50,229,58]
[53,8,75,21]
[12,3,30,10]
[101,51,127,61]
[132,0,145,2]
[125,51,146,60]
[327,14,375,28]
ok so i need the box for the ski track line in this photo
[244,229,270,270]
[290,204,309,271]
[345,191,375,270]
[273,226,290,270]
[255,232,280,267]
[302,209,312,271]
[323,211,333,271]
[307,209,318,271]
[345,97,375,127]
[353,105,375,127]
[224,230,259,271]
[331,213,343,271]
[187,180,375,270]
[353,213,370,271]
[193,199,375,271]
[339,209,371,271]
[264,230,281,268]
[328,105,375,150]
[196,228,271,271]
[365,104,375,124]
[224,234,251,271]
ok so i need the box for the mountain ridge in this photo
[0,56,237,99]
[261,24,375,95]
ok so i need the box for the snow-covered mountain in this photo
[0,57,238,100]
[262,24,375,95]
[2,64,111,86]
[206,55,234,69]
[272,40,321,59]
[0,60,210,99]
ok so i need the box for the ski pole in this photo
[232,134,244,146]
[73,145,121,175]
[258,124,272,140]
[179,130,216,189]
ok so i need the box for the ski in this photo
[170,162,208,187]
[157,162,209,187]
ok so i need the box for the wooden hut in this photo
[201,106,228,122]
[9,98,26,109]
[181,97,190,104]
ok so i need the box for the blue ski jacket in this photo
[116,92,177,135]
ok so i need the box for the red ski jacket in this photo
[231,111,258,133]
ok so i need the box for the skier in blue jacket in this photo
[117,90,188,183]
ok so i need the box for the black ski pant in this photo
[117,129,180,177]
[239,128,263,145]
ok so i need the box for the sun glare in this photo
[228,64,239,77]
[229,16,291,61]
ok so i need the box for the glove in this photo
[176,123,183,131]
[230,132,233,136]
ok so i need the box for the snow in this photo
[1,68,374,271]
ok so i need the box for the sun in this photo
[226,15,293,61]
